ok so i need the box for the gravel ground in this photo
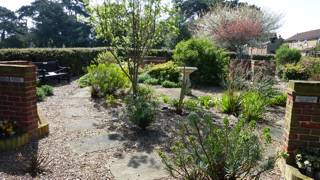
[0,80,285,179]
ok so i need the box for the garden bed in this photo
[0,80,285,179]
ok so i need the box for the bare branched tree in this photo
[193,5,282,57]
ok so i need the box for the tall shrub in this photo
[276,44,301,65]
[173,38,229,85]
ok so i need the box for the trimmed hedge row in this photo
[0,48,274,75]
[0,48,173,75]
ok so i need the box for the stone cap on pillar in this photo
[287,80,320,96]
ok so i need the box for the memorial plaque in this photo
[0,76,24,83]
[295,96,318,103]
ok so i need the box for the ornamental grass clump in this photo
[219,91,242,116]
[241,91,266,122]
[159,113,263,179]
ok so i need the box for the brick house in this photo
[286,29,320,53]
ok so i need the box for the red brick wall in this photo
[283,81,320,163]
[0,61,39,133]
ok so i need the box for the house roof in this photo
[286,29,320,42]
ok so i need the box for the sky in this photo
[0,0,319,39]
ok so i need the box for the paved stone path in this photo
[57,86,168,179]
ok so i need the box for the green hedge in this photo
[0,48,173,75]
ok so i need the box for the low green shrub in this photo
[144,78,159,85]
[158,94,171,104]
[173,38,229,85]
[252,54,275,60]
[146,61,180,83]
[78,74,91,88]
[138,73,152,83]
[125,85,159,129]
[41,85,54,96]
[93,51,116,64]
[300,57,320,81]
[82,63,130,97]
[159,113,262,179]
[183,99,200,112]
[241,91,266,122]
[268,92,287,107]
[276,44,301,66]
[219,91,242,116]
[283,63,309,80]
[161,80,179,88]
[36,88,46,102]
[198,95,216,109]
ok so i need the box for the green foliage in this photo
[78,73,91,88]
[161,80,180,88]
[146,61,180,83]
[105,95,120,107]
[36,87,46,102]
[85,63,130,97]
[276,44,301,65]
[283,63,309,80]
[252,54,275,60]
[173,38,229,85]
[268,92,287,107]
[299,56,320,81]
[93,51,116,64]
[144,78,159,85]
[158,94,171,104]
[183,99,200,111]
[40,85,54,96]
[220,91,242,116]
[241,91,266,122]
[125,85,159,129]
[36,85,54,102]
[159,113,262,179]
[138,73,152,83]
[198,95,216,109]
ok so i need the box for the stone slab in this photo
[64,118,99,131]
[110,152,168,180]
[69,133,124,154]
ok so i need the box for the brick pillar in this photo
[283,81,320,163]
[0,61,39,134]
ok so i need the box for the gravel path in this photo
[0,80,285,179]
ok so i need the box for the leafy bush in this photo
[158,94,171,104]
[161,80,179,88]
[183,99,200,111]
[283,63,309,80]
[36,88,46,102]
[241,91,266,121]
[83,63,130,97]
[300,57,320,81]
[252,54,275,60]
[144,78,159,85]
[173,38,229,85]
[268,92,287,107]
[93,51,116,64]
[78,73,91,88]
[138,73,152,83]
[146,61,180,83]
[41,85,54,96]
[276,44,301,65]
[198,95,216,109]
[219,91,242,116]
[159,113,262,179]
[125,85,159,129]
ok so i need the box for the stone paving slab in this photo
[68,133,125,154]
[64,118,100,131]
[110,152,168,180]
